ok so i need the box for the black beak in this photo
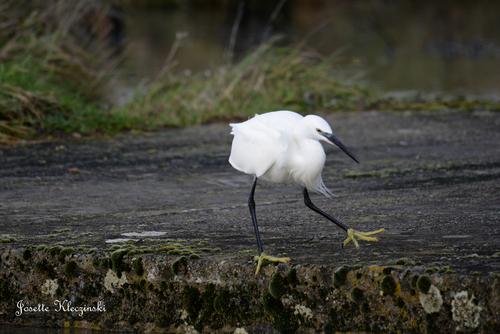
[323,133,360,164]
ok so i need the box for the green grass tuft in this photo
[120,41,376,128]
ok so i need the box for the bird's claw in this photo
[343,228,386,249]
[254,252,291,277]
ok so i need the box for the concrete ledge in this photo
[1,247,499,333]
[1,110,499,332]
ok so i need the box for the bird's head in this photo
[302,115,360,164]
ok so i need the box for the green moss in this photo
[382,267,395,276]
[350,286,364,304]
[48,246,63,257]
[269,272,287,299]
[274,308,299,334]
[380,275,396,295]
[87,248,98,254]
[287,268,298,286]
[129,249,144,256]
[333,266,348,287]
[110,249,129,278]
[416,275,432,294]
[395,257,417,266]
[99,258,110,269]
[52,228,71,233]
[410,274,419,288]
[425,268,436,274]
[34,259,56,279]
[35,245,47,251]
[291,288,305,301]
[183,286,202,321]
[214,289,231,315]
[263,292,284,318]
[59,247,74,262]
[22,248,32,261]
[159,280,168,292]
[171,256,189,275]
[133,257,144,276]
[64,260,78,277]
[200,283,224,329]
[189,253,200,260]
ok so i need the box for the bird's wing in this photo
[229,113,295,177]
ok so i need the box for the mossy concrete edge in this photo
[1,247,499,333]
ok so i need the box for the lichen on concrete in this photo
[103,269,128,292]
[419,285,443,313]
[293,304,313,323]
[41,279,59,298]
[452,290,482,329]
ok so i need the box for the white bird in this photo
[229,110,385,276]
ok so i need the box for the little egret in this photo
[229,110,385,276]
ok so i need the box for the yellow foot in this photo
[343,228,386,249]
[254,252,291,277]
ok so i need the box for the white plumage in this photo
[229,110,346,196]
[228,110,384,277]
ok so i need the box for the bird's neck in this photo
[288,136,325,172]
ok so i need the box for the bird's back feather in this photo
[229,111,302,178]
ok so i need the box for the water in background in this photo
[119,0,500,101]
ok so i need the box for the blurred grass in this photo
[1,1,499,147]
[0,0,136,145]
[120,39,377,127]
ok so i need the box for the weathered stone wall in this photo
[1,247,499,333]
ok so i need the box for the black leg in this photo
[302,187,350,233]
[249,177,264,255]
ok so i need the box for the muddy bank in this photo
[0,110,499,332]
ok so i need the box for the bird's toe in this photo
[254,252,291,277]
[343,228,386,249]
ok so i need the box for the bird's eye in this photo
[316,128,322,133]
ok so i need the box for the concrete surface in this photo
[0,110,499,333]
